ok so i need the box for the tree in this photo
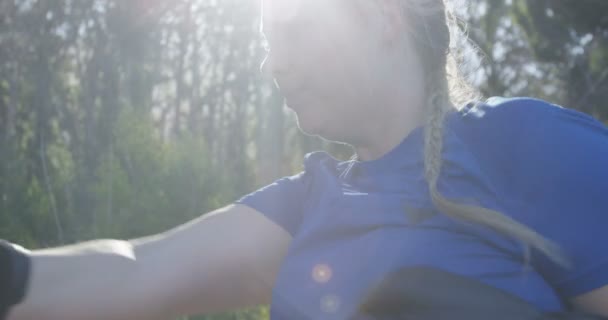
[467,0,608,120]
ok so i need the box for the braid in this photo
[423,90,448,187]
[422,82,568,266]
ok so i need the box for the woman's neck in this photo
[354,99,426,162]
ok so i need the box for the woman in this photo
[3,0,608,319]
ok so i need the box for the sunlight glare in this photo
[262,0,304,24]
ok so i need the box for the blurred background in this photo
[0,0,607,318]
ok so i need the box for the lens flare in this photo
[320,294,341,313]
[312,263,333,283]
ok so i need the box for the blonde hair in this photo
[398,0,568,266]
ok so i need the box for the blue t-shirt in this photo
[236,97,608,319]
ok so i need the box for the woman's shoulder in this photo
[457,96,562,124]
[451,96,605,150]
[455,97,607,139]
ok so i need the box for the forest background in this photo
[1,0,607,319]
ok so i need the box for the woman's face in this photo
[260,0,425,144]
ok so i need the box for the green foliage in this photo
[187,305,269,320]
[91,106,239,240]
[468,0,608,118]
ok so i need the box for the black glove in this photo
[0,240,31,320]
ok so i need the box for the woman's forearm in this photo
[7,239,171,320]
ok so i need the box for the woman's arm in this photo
[572,282,608,317]
[7,204,291,320]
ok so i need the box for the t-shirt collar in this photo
[338,125,425,179]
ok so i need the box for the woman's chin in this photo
[289,101,336,140]
[295,114,322,137]
[295,114,346,142]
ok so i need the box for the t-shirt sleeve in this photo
[518,104,608,298]
[235,171,311,236]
